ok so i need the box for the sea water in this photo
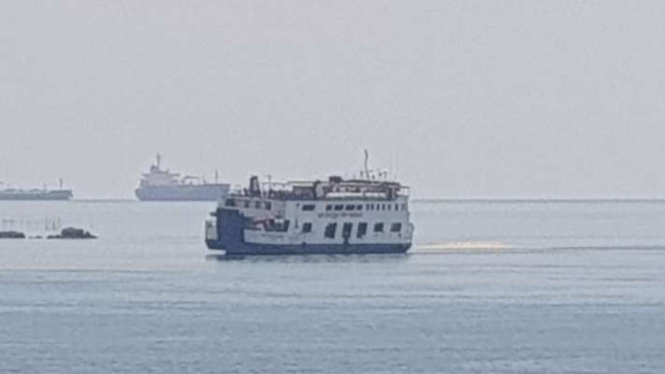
[0,200,663,373]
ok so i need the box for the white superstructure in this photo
[136,154,229,201]
[206,174,414,255]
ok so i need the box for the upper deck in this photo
[230,176,409,203]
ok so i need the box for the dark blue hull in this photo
[206,209,411,255]
[206,240,410,255]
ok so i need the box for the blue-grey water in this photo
[1,200,664,373]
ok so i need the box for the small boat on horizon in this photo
[0,180,73,201]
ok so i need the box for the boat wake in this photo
[416,241,512,251]
[414,242,665,253]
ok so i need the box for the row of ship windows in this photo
[226,199,272,210]
[300,221,402,238]
[302,203,406,212]
[226,199,406,213]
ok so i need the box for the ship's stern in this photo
[205,216,223,249]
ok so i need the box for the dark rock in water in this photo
[0,231,26,239]
[47,227,97,240]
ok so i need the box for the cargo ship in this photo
[0,186,73,201]
[135,155,230,202]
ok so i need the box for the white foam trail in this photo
[417,241,512,251]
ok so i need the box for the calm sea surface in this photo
[1,200,664,373]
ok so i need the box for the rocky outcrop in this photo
[47,227,97,240]
[0,231,26,239]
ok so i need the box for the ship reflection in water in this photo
[205,252,411,263]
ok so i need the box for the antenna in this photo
[364,149,370,180]
[59,178,63,189]
[156,153,162,168]
[395,148,400,180]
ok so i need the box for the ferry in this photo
[205,172,414,255]
[135,154,230,201]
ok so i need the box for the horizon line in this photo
[28,196,665,204]
[411,197,665,203]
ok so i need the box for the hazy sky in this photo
[1,1,664,199]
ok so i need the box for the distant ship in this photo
[0,180,73,201]
[135,155,230,202]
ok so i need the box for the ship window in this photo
[365,204,370,210]
[345,204,355,211]
[342,223,353,239]
[356,205,362,210]
[395,204,399,211]
[374,223,384,233]
[244,200,250,208]
[382,204,386,210]
[255,201,261,209]
[266,219,289,232]
[265,202,272,210]
[334,204,344,211]
[324,223,337,238]
[302,204,315,211]
[302,222,312,233]
[225,198,236,207]
[387,204,391,211]
[326,205,332,211]
[402,204,406,210]
[390,223,402,232]
[357,222,368,238]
